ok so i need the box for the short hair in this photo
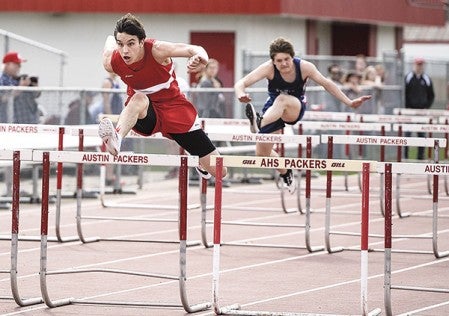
[269,37,295,60]
[114,13,146,41]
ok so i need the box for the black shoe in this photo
[280,169,296,194]
[245,103,261,133]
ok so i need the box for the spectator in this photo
[355,54,367,75]
[325,63,344,111]
[196,58,225,118]
[374,64,386,84]
[64,91,96,125]
[404,57,435,160]
[362,65,382,87]
[0,51,26,122]
[327,64,343,85]
[14,74,41,124]
[343,70,362,100]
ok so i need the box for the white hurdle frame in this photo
[322,135,448,256]
[35,150,210,312]
[0,149,43,306]
[71,127,201,246]
[383,162,449,316]
[297,120,391,192]
[0,123,101,243]
[200,135,322,252]
[393,123,449,217]
[211,155,381,316]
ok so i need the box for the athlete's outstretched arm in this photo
[302,60,371,109]
[234,60,273,103]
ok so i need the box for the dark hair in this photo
[269,37,295,60]
[114,13,146,41]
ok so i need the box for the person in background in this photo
[325,63,344,111]
[196,58,225,118]
[235,37,371,193]
[64,91,96,125]
[362,65,382,87]
[343,70,362,100]
[0,51,26,122]
[404,57,435,160]
[13,74,41,124]
[355,54,367,75]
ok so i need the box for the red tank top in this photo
[109,38,198,136]
[110,38,182,103]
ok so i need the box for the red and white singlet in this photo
[110,38,199,136]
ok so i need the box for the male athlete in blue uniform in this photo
[234,37,371,193]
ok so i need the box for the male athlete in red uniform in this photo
[98,13,227,179]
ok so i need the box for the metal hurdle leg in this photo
[8,151,43,306]
[39,152,210,312]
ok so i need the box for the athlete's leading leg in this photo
[199,149,228,178]
[260,94,302,128]
[99,92,149,155]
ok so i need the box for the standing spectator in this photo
[102,72,123,118]
[196,58,225,118]
[14,74,41,124]
[64,91,96,125]
[0,51,26,122]
[355,54,367,75]
[343,70,362,100]
[404,57,435,160]
[325,63,344,111]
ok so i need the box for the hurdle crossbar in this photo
[37,151,210,312]
[212,155,381,316]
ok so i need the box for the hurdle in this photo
[393,123,449,217]
[383,162,449,316]
[323,135,447,255]
[75,126,200,209]
[211,155,381,316]
[200,135,321,251]
[35,150,210,312]
[0,149,43,306]
[0,123,101,243]
[69,126,202,245]
[297,120,391,191]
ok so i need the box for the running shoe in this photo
[195,166,212,180]
[280,169,296,194]
[98,118,120,156]
[245,103,261,133]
